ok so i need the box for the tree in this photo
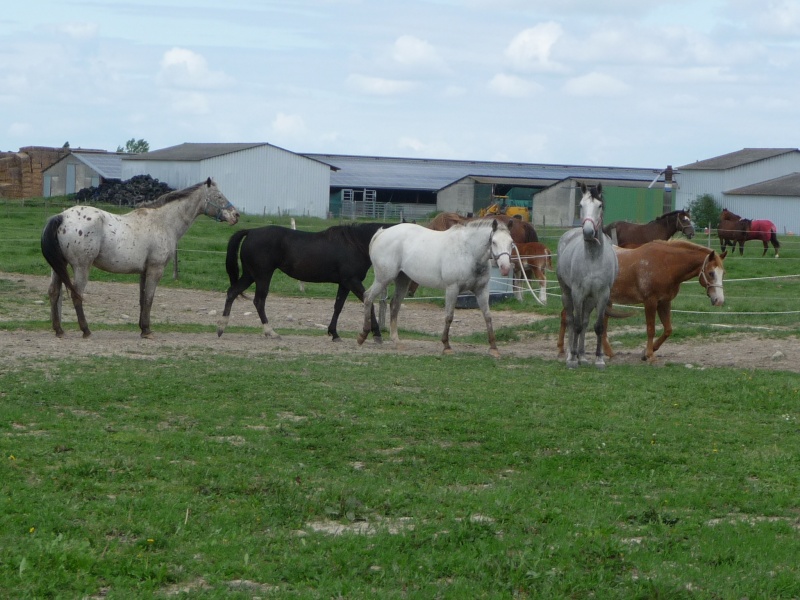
[62,141,70,148]
[685,193,721,231]
[116,138,150,154]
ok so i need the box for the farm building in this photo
[675,148,800,234]
[122,143,334,218]
[303,153,670,225]
[42,150,124,197]
[0,146,69,199]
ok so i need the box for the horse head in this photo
[489,219,514,277]
[677,210,695,238]
[700,249,726,307]
[202,178,240,225]
[579,182,604,242]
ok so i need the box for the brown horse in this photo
[718,209,750,255]
[408,212,539,296]
[558,240,727,361]
[603,210,694,247]
[511,241,552,304]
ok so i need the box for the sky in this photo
[2,0,799,169]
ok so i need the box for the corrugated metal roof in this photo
[302,153,665,191]
[679,148,799,171]
[72,151,124,179]
[123,142,269,161]
[725,172,800,196]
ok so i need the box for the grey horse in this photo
[556,182,619,369]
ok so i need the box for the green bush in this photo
[686,193,721,230]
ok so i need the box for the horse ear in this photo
[580,182,587,194]
[206,177,213,187]
[596,182,603,193]
[492,219,499,232]
[720,251,728,260]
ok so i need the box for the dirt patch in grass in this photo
[2,272,798,372]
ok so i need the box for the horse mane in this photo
[655,210,686,222]
[137,181,203,208]
[656,239,712,254]
[463,219,508,230]
[322,222,383,254]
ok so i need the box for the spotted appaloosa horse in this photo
[41,178,240,338]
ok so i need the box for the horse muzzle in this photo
[708,289,724,307]
[582,219,599,242]
[224,209,240,225]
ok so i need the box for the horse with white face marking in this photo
[41,178,240,338]
[357,219,514,357]
[556,183,619,369]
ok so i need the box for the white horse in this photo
[41,178,240,338]
[556,183,619,369]
[356,219,514,357]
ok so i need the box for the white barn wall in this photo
[718,195,800,235]
[437,178,478,214]
[122,146,330,218]
[676,153,800,210]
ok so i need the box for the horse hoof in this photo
[356,333,367,346]
[83,331,92,339]
[373,336,383,345]
[566,360,579,369]
[442,348,454,356]
[331,336,342,343]
[489,349,501,359]
[140,332,153,339]
[595,360,606,370]
[217,328,224,337]
[265,333,282,340]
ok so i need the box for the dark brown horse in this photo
[558,240,727,362]
[718,209,750,255]
[603,210,694,247]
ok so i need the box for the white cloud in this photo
[563,72,629,96]
[346,74,416,95]
[391,35,448,72]
[272,112,307,136]
[165,91,211,115]
[488,73,542,98]
[505,23,565,72]
[157,48,232,90]
[58,22,99,40]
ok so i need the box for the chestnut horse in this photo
[511,241,552,304]
[558,240,727,362]
[718,209,750,255]
[603,210,694,247]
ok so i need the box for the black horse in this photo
[217,222,395,341]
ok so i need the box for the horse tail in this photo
[606,305,635,319]
[40,214,81,300]
[225,229,249,286]
[771,229,781,249]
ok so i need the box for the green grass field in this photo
[1,197,799,598]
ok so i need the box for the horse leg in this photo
[557,308,567,357]
[577,300,591,366]
[761,240,768,257]
[536,266,547,304]
[593,302,609,369]
[217,272,255,337]
[358,280,386,346]
[47,271,66,338]
[640,300,660,361]
[561,288,579,368]
[601,309,614,358]
[252,274,280,339]
[327,284,349,342]
[138,267,165,339]
[440,284,459,356]
[474,285,500,358]
[389,274,411,348]
[69,265,91,338]
[650,301,673,357]
[350,282,382,342]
